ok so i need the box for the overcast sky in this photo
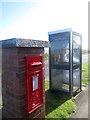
[0,0,88,50]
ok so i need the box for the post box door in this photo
[25,56,43,114]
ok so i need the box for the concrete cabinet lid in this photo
[0,38,50,48]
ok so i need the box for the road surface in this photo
[82,54,90,63]
[70,84,89,118]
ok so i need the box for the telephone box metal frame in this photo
[25,56,43,114]
[49,28,82,97]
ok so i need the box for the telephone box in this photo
[49,28,82,97]
[25,56,43,114]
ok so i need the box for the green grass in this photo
[45,80,50,91]
[45,81,76,119]
[44,53,49,60]
[45,63,90,118]
[82,63,90,86]
[0,98,2,109]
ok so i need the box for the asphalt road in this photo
[82,54,90,63]
[70,84,89,119]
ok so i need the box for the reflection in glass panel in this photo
[73,35,81,92]
[51,40,69,65]
[73,35,80,45]
[73,68,80,92]
[73,35,80,64]
[51,69,69,92]
[50,32,70,92]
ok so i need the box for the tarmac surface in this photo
[70,84,89,119]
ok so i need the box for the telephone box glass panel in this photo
[73,34,81,92]
[73,68,80,92]
[50,33,69,65]
[49,32,70,92]
[73,35,80,64]
[51,69,69,92]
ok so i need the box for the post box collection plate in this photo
[33,73,38,91]
[25,56,43,114]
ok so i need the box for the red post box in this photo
[25,56,43,114]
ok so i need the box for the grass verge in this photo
[82,63,90,86]
[45,81,76,119]
[45,63,90,118]
[0,98,2,109]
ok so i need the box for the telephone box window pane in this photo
[50,32,70,65]
[51,40,69,65]
[73,40,80,64]
[73,35,80,45]
[51,69,69,92]
[33,74,38,91]
[73,34,81,92]
[73,68,80,92]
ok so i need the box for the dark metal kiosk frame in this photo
[48,28,82,97]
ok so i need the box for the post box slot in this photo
[31,70,40,73]
[31,62,42,67]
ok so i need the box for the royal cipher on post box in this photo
[25,56,43,114]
